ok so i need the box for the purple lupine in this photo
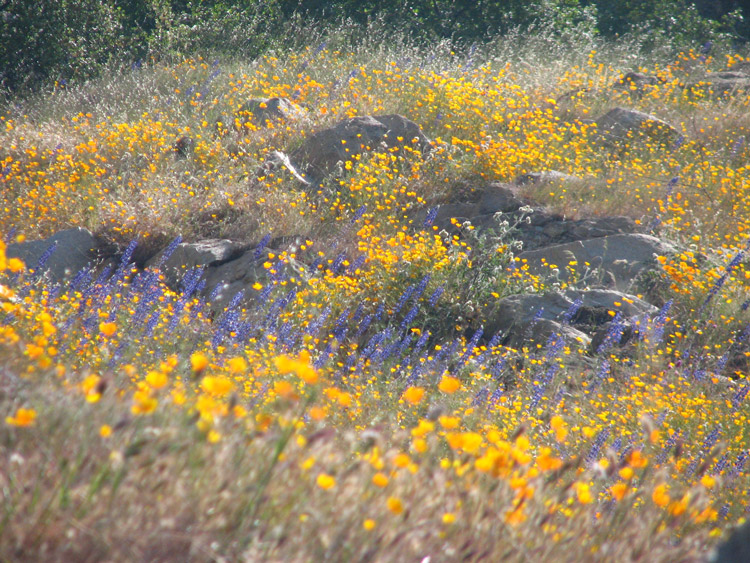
[253,234,272,261]
[376,336,401,365]
[397,332,415,356]
[392,285,416,316]
[476,332,504,365]
[611,437,622,452]
[348,255,366,274]
[116,240,138,275]
[157,236,182,268]
[207,281,225,303]
[331,252,347,274]
[713,453,729,475]
[657,429,682,465]
[730,136,746,158]
[488,386,503,407]
[459,328,483,364]
[19,241,58,290]
[687,425,722,475]
[332,308,350,341]
[405,364,422,387]
[656,410,667,428]
[700,240,749,313]
[529,365,558,409]
[69,267,93,292]
[428,285,444,307]
[355,313,374,337]
[586,427,611,466]
[648,176,679,232]
[471,386,489,407]
[351,303,365,324]
[423,207,439,228]
[691,367,706,382]
[400,304,420,331]
[258,282,274,303]
[596,311,624,354]
[413,275,431,301]
[524,308,545,340]
[543,332,565,362]
[362,329,388,360]
[144,308,161,337]
[718,504,730,520]
[350,204,367,224]
[562,298,583,325]
[412,330,430,356]
[490,356,507,380]
[729,451,748,479]
[731,384,749,411]
[305,306,331,337]
[314,344,333,369]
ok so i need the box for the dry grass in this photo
[1,28,750,562]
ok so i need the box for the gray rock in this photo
[202,255,264,310]
[515,170,579,186]
[594,107,679,145]
[371,114,432,152]
[517,233,674,291]
[237,97,307,128]
[483,289,657,350]
[410,181,637,251]
[476,183,526,214]
[710,520,750,563]
[290,114,431,183]
[611,72,661,98]
[148,239,244,289]
[257,150,311,186]
[728,61,750,75]
[685,73,750,98]
[7,227,101,282]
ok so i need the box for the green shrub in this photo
[0,0,128,94]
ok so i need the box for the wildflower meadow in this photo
[2,17,750,562]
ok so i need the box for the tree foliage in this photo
[0,0,747,96]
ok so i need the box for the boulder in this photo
[515,171,579,186]
[174,136,194,159]
[728,61,750,75]
[685,73,750,99]
[147,239,245,289]
[236,97,307,129]
[200,235,309,310]
[7,228,102,282]
[256,150,311,186]
[412,182,638,251]
[202,253,267,310]
[611,72,662,98]
[289,114,431,183]
[517,233,675,291]
[711,520,750,563]
[483,289,657,351]
[475,182,527,214]
[594,107,679,145]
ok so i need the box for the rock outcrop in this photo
[483,289,658,351]
[593,107,679,145]
[235,97,307,130]
[146,239,245,289]
[685,72,750,99]
[6,228,103,282]
[517,233,675,292]
[288,114,431,183]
